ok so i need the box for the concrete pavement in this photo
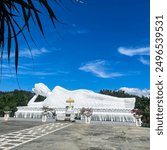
[0,119,149,150]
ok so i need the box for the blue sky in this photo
[1,0,150,92]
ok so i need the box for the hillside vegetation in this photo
[0,90,44,117]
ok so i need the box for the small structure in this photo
[66,97,75,107]
[55,98,75,122]
[41,111,48,122]
[80,108,93,124]
[134,114,143,126]
[3,106,11,121]
[65,97,75,122]
[41,107,49,122]
[4,111,11,121]
[131,109,143,126]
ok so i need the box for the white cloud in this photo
[69,29,88,35]
[18,71,58,76]
[79,60,123,78]
[138,56,150,65]
[118,47,150,56]
[2,71,58,79]
[119,87,150,97]
[1,63,58,78]
[1,61,69,79]
[71,24,77,27]
[1,64,9,69]
[1,73,16,78]
[3,47,49,59]
[69,24,88,35]
[74,0,85,4]
[2,64,29,70]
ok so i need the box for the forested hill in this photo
[0,90,47,116]
[0,90,33,116]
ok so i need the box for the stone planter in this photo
[84,112,92,124]
[80,108,93,124]
[134,114,143,126]
[41,112,48,122]
[4,111,11,121]
[85,116,91,124]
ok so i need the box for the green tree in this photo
[0,90,33,116]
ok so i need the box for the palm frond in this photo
[0,0,60,73]
[0,0,85,74]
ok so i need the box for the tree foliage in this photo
[0,90,48,117]
[0,90,31,116]
[100,89,150,126]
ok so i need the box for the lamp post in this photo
[65,98,75,122]
[66,97,75,108]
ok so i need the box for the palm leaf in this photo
[7,22,12,63]
[0,0,83,74]
[27,0,44,35]
[6,14,19,73]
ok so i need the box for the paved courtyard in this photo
[0,119,149,150]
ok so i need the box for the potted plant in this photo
[41,106,49,122]
[41,106,54,122]
[131,108,143,126]
[80,107,93,124]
